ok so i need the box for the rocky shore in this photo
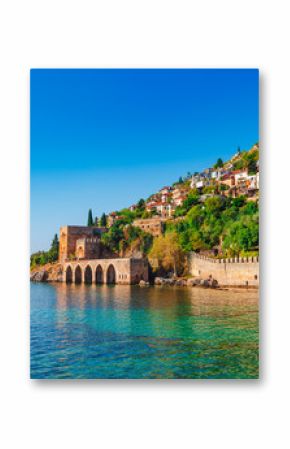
[143,276,219,288]
[30,263,63,282]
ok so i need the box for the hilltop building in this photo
[133,217,166,236]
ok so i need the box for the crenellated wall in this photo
[59,226,107,262]
[188,252,259,287]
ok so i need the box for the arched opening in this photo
[106,264,116,284]
[84,265,92,284]
[96,265,103,284]
[75,265,82,284]
[77,246,84,259]
[66,266,73,283]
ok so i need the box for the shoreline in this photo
[30,278,259,291]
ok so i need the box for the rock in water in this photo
[139,280,149,286]
[30,270,48,282]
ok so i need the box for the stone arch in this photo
[75,265,82,284]
[96,265,104,284]
[65,265,73,283]
[106,264,116,284]
[84,265,93,284]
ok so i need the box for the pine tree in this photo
[100,213,107,227]
[87,209,94,226]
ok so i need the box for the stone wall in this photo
[188,252,259,287]
[130,258,149,283]
[63,258,149,285]
[133,218,165,237]
[59,225,107,262]
[75,237,102,259]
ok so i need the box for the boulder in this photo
[30,270,48,282]
[167,279,176,286]
[187,278,196,286]
[199,279,209,287]
[139,280,149,286]
[208,278,219,288]
[154,277,163,285]
[175,279,187,286]
[187,278,203,287]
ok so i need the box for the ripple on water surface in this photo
[30,283,259,379]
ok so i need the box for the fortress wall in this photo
[188,252,259,287]
[130,258,149,283]
[59,226,106,262]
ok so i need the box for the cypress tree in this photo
[100,213,107,227]
[48,234,59,262]
[87,209,94,226]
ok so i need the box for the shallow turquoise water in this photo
[30,283,259,379]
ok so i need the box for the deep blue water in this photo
[30,283,259,379]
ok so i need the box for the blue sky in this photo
[30,69,259,252]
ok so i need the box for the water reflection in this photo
[31,283,259,379]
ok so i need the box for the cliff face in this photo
[30,262,63,282]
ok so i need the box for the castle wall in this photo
[130,258,149,283]
[76,237,102,259]
[188,252,259,287]
[59,226,107,262]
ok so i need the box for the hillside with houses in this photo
[31,143,259,278]
[112,142,259,223]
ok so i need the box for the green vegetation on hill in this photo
[30,234,59,268]
[232,148,259,174]
[31,143,259,271]
[165,196,259,257]
[101,220,153,255]
[149,232,185,276]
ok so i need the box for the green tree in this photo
[94,216,99,226]
[100,213,107,227]
[30,234,59,267]
[137,198,145,209]
[149,232,185,276]
[48,234,59,262]
[222,218,259,256]
[87,209,94,226]
[182,193,199,211]
[214,158,223,169]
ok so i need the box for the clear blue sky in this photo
[31,69,259,252]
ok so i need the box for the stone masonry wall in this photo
[130,258,149,283]
[75,237,102,259]
[133,218,165,237]
[188,252,259,287]
[59,226,107,262]
[63,258,149,285]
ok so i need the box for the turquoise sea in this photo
[30,283,259,379]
